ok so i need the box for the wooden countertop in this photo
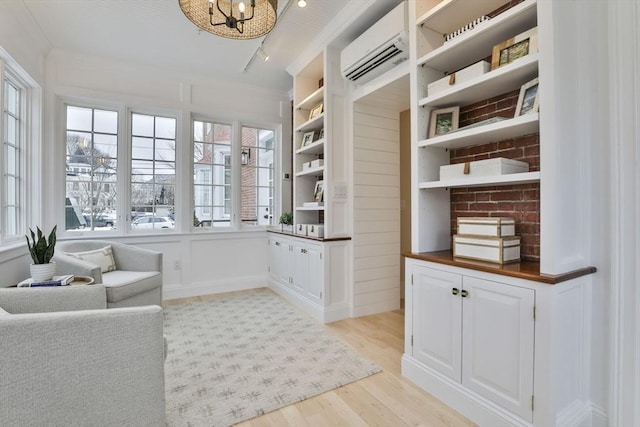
[404,250,597,284]
[267,229,351,242]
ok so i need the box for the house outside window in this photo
[131,113,176,229]
[193,120,232,228]
[64,105,118,231]
[241,125,275,226]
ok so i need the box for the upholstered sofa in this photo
[0,285,166,426]
[53,240,163,308]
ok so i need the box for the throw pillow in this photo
[64,245,116,273]
[0,306,9,316]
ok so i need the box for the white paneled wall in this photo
[352,103,401,316]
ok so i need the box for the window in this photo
[241,125,275,226]
[64,105,118,232]
[2,77,21,239]
[193,120,232,228]
[131,113,176,229]
[0,55,37,244]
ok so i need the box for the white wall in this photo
[352,102,401,316]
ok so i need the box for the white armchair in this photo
[53,240,163,308]
[0,285,165,426]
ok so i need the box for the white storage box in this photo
[302,159,324,171]
[428,60,490,96]
[458,217,515,237]
[295,224,308,236]
[307,224,324,238]
[453,235,521,264]
[440,157,529,181]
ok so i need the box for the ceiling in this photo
[19,0,397,93]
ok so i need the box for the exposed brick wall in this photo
[450,90,540,261]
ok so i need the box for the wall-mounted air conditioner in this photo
[340,2,408,84]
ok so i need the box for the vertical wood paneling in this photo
[353,103,401,316]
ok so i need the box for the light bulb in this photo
[298,0,307,7]
[238,1,245,13]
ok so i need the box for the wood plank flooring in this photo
[164,288,475,427]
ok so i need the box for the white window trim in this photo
[0,48,40,247]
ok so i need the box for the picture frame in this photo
[317,128,324,141]
[514,77,540,117]
[309,103,324,121]
[301,131,315,147]
[313,180,324,202]
[490,27,538,70]
[429,106,460,138]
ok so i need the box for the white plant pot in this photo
[30,262,56,282]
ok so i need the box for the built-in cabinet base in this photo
[403,257,594,427]
[267,231,351,323]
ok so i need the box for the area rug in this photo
[163,289,380,426]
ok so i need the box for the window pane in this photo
[193,121,231,228]
[66,106,93,131]
[241,125,275,226]
[2,78,22,239]
[130,113,176,231]
[5,81,18,115]
[94,109,118,134]
[65,105,119,232]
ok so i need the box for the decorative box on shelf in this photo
[458,217,515,238]
[440,157,529,181]
[302,159,324,171]
[307,224,324,238]
[427,60,490,96]
[453,234,521,264]
[296,224,308,236]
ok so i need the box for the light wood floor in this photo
[165,288,475,427]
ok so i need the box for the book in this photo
[17,275,75,287]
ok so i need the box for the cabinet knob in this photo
[275,242,280,246]
[452,288,459,295]
[461,290,469,298]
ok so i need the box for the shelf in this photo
[416,0,537,72]
[419,171,540,189]
[295,113,324,133]
[295,205,325,211]
[417,0,511,35]
[418,113,539,150]
[296,138,324,155]
[295,86,324,111]
[296,166,325,177]
[419,54,538,108]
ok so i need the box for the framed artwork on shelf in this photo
[301,131,315,147]
[515,77,540,117]
[313,180,324,203]
[429,106,460,138]
[491,27,538,70]
[309,103,324,121]
[317,128,324,141]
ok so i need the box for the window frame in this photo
[0,50,39,247]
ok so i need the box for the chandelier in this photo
[179,0,278,40]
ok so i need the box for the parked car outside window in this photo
[131,216,175,230]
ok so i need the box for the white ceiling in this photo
[20,0,367,93]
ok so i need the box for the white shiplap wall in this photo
[352,103,401,316]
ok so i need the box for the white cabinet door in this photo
[305,244,323,303]
[291,242,307,293]
[269,237,290,286]
[412,265,463,382]
[462,276,535,422]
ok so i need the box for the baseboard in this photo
[401,355,530,427]
[556,400,595,427]
[162,275,266,300]
[589,403,608,427]
[269,280,350,323]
